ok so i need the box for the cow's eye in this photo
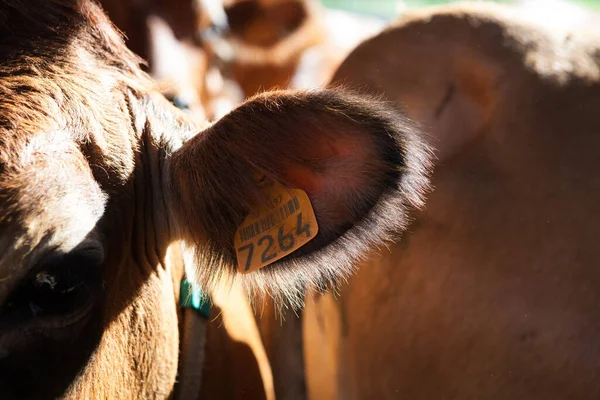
[0,250,103,329]
[167,94,191,110]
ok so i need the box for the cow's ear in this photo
[328,6,507,162]
[168,89,431,303]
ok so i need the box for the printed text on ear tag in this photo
[234,179,319,274]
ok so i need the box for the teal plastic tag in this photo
[180,279,211,319]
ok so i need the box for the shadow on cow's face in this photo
[0,105,183,399]
[0,120,112,397]
[0,237,106,398]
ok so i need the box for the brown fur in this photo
[0,0,431,398]
[303,3,600,399]
[0,2,185,398]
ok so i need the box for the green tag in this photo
[180,280,211,319]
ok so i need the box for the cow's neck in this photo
[127,92,212,399]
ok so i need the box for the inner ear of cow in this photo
[169,89,430,295]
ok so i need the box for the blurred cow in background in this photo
[99,0,387,120]
[98,0,232,119]
[304,2,600,399]
[214,0,386,99]
[176,1,600,399]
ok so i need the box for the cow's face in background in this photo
[98,0,233,118]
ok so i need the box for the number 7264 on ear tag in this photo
[234,181,319,274]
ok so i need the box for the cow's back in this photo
[305,4,600,399]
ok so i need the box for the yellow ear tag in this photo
[234,178,319,274]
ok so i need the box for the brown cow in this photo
[304,2,600,399]
[216,0,388,102]
[0,1,431,399]
[98,0,238,119]
[211,0,326,97]
[211,0,380,102]
[97,0,324,119]
[98,0,381,121]
[97,0,215,119]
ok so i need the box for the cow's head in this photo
[212,0,326,97]
[0,0,431,398]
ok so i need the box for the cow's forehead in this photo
[0,132,107,301]
[0,0,151,297]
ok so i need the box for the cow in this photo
[0,1,431,399]
[210,0,326,98]
[302,2,600,399]
[97,0,327,119]
[98,0,384,121]
[97,0,233,119]
[212,0,386,102]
